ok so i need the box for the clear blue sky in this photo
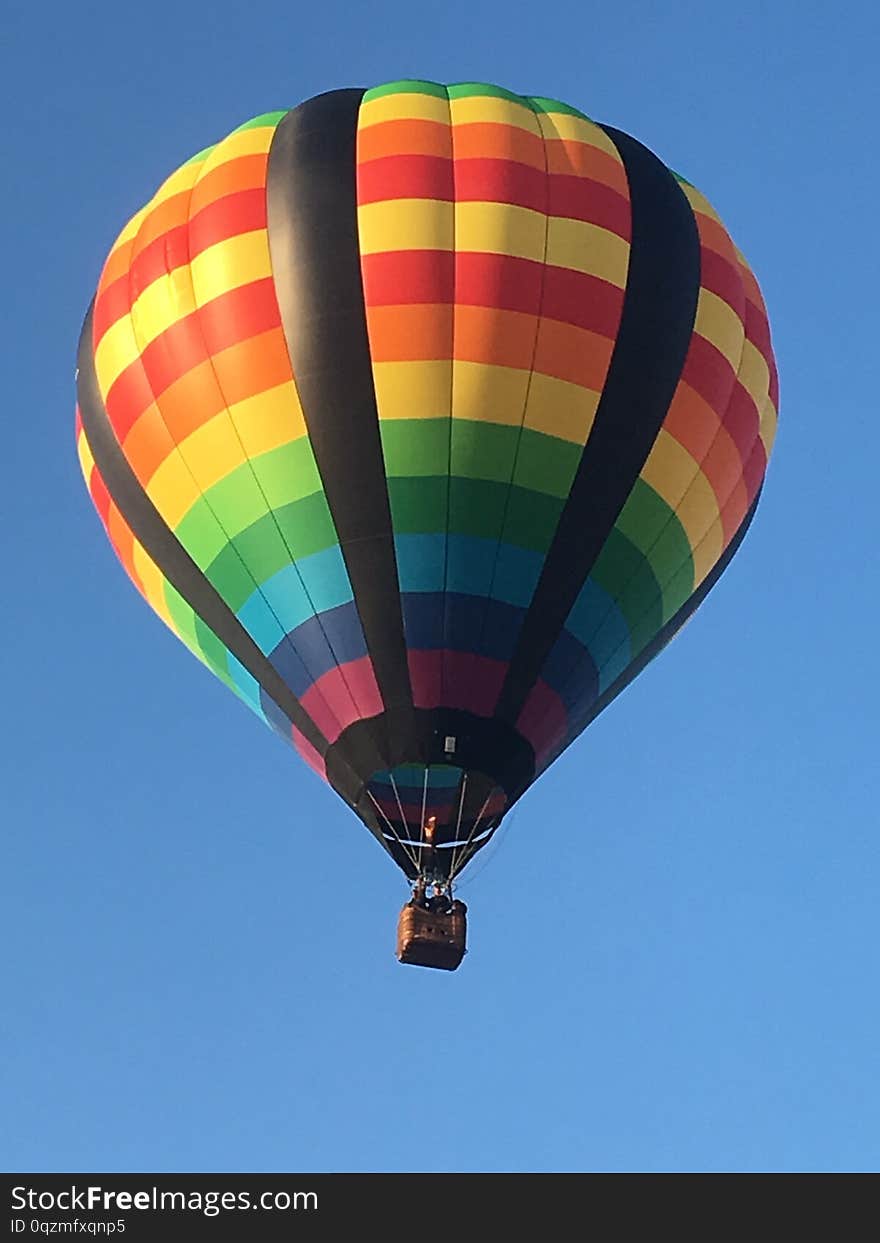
[3,0,878,1173]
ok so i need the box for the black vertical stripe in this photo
[76,305,368,810]
[266,90,415,766]
[495,125,701,725]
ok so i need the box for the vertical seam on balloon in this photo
[439,83,455,708]
[121,140,344,748]
[467,92,551,702]
[182,119,360,742]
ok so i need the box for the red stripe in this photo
[455,252,543,314]
[680,333,738,415]
[357,154,453,204]
[127,225,187,300]
[89,464,112,525]
[541,266,624,337]
[188,188,267,256]
[103,359,155,441]
[104,280,281,425]
[452,157,545,213]
[408,650,508,716]
[94,273,135,344]
[362,157,631,236]
[547,175,631,239]
[723,382,760,463]
[96,190,269,342]
[516,679,568,767]
[292,727,327,779]
[299,658,383,743]
[361,250,454,305]
[699,247,745,316]
[741,433,767,503]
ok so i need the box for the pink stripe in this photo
[299,658,383,743]
[408,650,508,716]
[292,727,326,778]
[517,680,569,768]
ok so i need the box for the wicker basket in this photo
[396,900,467,971]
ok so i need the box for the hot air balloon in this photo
[76,81,778,970]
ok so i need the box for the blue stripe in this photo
[268,600,369,697]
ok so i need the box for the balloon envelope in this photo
[76,81,778,880]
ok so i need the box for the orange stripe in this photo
[357,118,450,161]
[365,303,453,361]
[209,326,293,404]
[121,404,175,485]
[100,236,137,290]
[702,424,749,516]
[544,137,628,194]
[133,190,192,251]
[147,356,226,443]
[190,153,270,215]
[662,383,722,463]
[719,475,750,546]
[453,305,537,370]
[451,122,544,167]
[533,319,613,390]
[107,500,144,592]
[691,211,734,260]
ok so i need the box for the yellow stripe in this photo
[545,216,629,287]
[145,450,201,529]
[737,338,770,411]
[359,91,450,128]
[694,287,745,372]
[94,313,142,401]
[452,360,530,427]
[131,539,179,631]
[455,201,545,261]
[522,372,600,445]
[641,430,722,584]
[758,395,778,459]
[174,409,249,494]
[76,429,95,485]
[535,110,623,161]
[641,428,698,506]
[692,515,725,589]
[200,125,276,166]
[144,159,204,214]
[449,94,538,130]
[358,198,454,253]
[372,360,450,419]
[128,264,195,351]
[189,230,273,304]
[105,205,149,263]
[680,181,723,224]
[228,380,306,459]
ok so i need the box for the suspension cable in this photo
[365,789,421,874]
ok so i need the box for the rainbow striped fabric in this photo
[76,81,778,879]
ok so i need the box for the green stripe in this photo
[364,80,448,100]
[174,439,325,565]
[380,418,449,476]
[183,144,216,167]
[447,82,531,107]
[233,111,287,132]
[590,529,662,653]
[615,480,694,620]
[528,96,592,120]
